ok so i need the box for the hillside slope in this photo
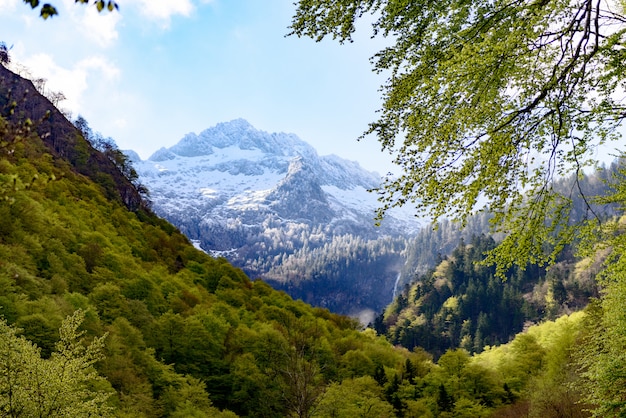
[377,235,598,359]
[0,63,608,418]
[0,64,144,211]
[0,65,410,416]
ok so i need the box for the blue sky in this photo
[0,0,397,174]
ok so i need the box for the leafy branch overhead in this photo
[290,0,626,270]
[23,0,118,19]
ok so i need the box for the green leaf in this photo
[24,0,39,9]
[40,3,57,19]
[96,0,104,12]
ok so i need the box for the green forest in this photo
[377,234,595,357]
[5,0,626,415]
[0,102,603,417]
[0,55,625,418]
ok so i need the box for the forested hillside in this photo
[1,61,597,418]
[377,235,599,359]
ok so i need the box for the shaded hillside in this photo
[398,213,495,291]
[265,234,406,323]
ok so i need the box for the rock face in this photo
[133,119,420,317]
[0,65,145,212]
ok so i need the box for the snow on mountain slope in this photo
[132,119,421,316]
[134,118,416,233]
[137,146,284,217]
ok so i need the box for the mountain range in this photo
[132,119,422,320]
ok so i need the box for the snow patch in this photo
[190,239,205,252]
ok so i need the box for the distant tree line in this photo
[73,115,150,200]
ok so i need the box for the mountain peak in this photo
[215,118,254,131]
[266,157,334,223]
[148,119,318,160]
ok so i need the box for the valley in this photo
[1,36,625,416]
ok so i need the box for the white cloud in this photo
[61,0,122,47]
[80,55,121,80]
[18,53,120,114]
[125,0,195,23]
[0,0,18,14]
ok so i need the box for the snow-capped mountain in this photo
[132,119,421,319]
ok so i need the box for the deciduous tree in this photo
[313,376,394,418]
[0,309,113,417]
[290,0,626,272]
[575,178,626,416]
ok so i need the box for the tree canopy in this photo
[290,0,626,270]
[0,310,113,417]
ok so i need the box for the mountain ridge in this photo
[0,64,145,212]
